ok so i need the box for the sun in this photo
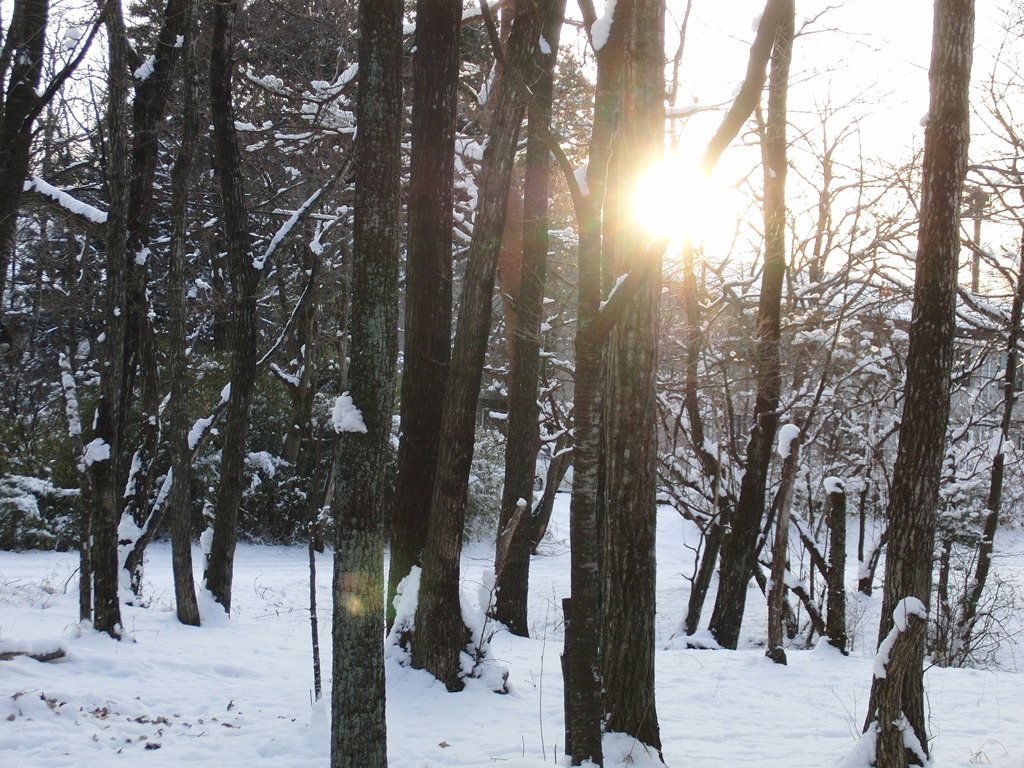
[631,159,746,246]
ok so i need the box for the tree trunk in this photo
[387,0,460,629]
[766,429,800,664]
[492,0,566,638]
[709,0,794,650]
[329,0,401,764]
[412,0,543,691]
[599,0,664,754]
[0,0,48,322]
[85,0,136,639]
[824,481,848,654]
[862,1,974,764]
[204,0,260,613]
[167,0,201,628]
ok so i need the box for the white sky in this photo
[671,0,1009,165]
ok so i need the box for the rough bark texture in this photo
[709,0,794,650]
[387,0,460,629]
[864,1,974,764]
[825,485,848,653]
[492,0,566,639]
[204,0,260,612]
[329,0,401,765]
[599,0,664,754]
[85,0,135,638]
[167,0,201,628]
[412,0,542,692]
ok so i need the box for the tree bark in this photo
[492,0,566,638]
[599,0,664,754]
[387,0,460,629]
[766,430,800,665]
[84,0,135,638]
[863,1,974,763]
[709,0,794,650]
[412,0,543,692]
[329,0,401,764]
[824,483,848,654]
[167,0,201,628]
[204,0,260,613]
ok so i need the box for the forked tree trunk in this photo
[862,1,973,764]
[412,0,543,692]
[329,0,401,765]
[387,0,460,629]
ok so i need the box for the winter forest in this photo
[2,0,1024,766]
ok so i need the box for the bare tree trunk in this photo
[824,481,848,653]
[412,0,543,691]
[167,0,200,627]
[709,0,794,650]
[85,0,135,638]
[599,0,664,753]
[0,0,49,321]
[387,0,460,629]
[766,429,800,664]
[329,0,401,763]
[863,1,974,764]
[492,0,566,638]
[204,0,260,612]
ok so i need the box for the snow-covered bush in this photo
[0,475,78,550]
[465,427,505,542]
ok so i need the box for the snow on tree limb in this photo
[24,177,107,225]
[873,597,927,679]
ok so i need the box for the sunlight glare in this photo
[631,160,738,244]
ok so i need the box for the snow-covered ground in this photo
[2,497,1022,767]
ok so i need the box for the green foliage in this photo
[0,475,78,550]
[465,426,505,542]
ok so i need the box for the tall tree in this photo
[492,0,566,638]
[673,0,795,637]
[387,0,461,629]
[599,0,665,754]
[203,0,261,612]
[166,0,201,627]
[84,0,136,637]
[412,0,544,691]
[708,0,795,651]
[861,1,974,765]
[329,0,401,765]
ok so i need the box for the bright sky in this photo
[643,0,1013,253]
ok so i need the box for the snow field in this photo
[1,497,1022,767]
